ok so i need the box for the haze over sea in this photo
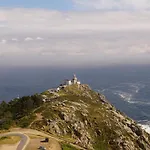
[0,65,150,131]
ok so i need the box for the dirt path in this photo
[25,138,61,150]
[49,140,61,150]
[0,143,19,150]
[9,128,85,150]
[0,132,29,150]
[10,128,62,150]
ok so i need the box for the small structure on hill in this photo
[64,74,81,86]
[65,79,72,85]
[46,74,81,98]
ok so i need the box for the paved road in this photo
[0,132,29,150]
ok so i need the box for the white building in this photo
[47,74,81,97]
[56,87,60,92]
[65,80,72,85]
[63,74,80,85]
[58,74,81,90]
[72,74,78,84]
[77,81,81,85]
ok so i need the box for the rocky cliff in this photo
[29,84,150,150]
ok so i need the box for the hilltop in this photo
[0,76,150,150]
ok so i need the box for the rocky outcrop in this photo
[31,84,150,150]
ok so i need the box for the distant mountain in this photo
[0,83,150,150]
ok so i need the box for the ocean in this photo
[0,65,150,132]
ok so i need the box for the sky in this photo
[1,1,150,67]
[1,0,150,10]
[0,0,73,10]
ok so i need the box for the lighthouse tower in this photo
[72,74,78,84]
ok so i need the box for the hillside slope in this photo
[32,84,150,150]
[0,84,150,150]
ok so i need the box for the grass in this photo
[41,91,52,96]
[28,134,44,139]
[61,143,79,150]
[42,109,59,120]
[37,85,119,149]
[62,135,76,143]
[0,136,21,145]
[41,90,58,98]
[12,84,143,150]
[34,106,46,113]
[17,114,36,128]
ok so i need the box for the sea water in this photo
[0,65,150,133]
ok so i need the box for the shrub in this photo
[17,114,36,128]
[61,143,78,150]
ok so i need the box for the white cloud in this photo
[0,8,150,67]
[36,37,44,40]
[41,52,55,56]
[0,10,6,21]
[24,37,34,41]
[68,52,85,56]
[12,38,18,41]
[72,0,150,10]
[1,8,150,32]
[1,39,7,44]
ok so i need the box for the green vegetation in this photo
[0,84,150,150]
[61,143,79,150]
[17,114,36,128]
[41,91,54,97]
[0,136,21,145]
[42,109,59,120]
[0,94,43,129]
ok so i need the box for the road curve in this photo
[0,132,30,150]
